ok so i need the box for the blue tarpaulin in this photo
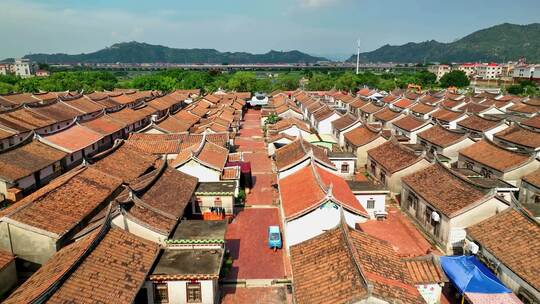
[440,256,511,295]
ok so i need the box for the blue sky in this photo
[1,0,539,60]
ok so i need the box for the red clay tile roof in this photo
[123,166,198,234]
[49,227,158,303]
[521,115,540,130]
[0,126,16,140]
[359,102,383,114]
[91,142,158,183]
[0,106,56,132]
[222,166,240,180]
[40,124,103,153]
[457,114,503,132]
[147,95,181,111]
[382,94,400,104]
[3,166,122,236]
[279,164,366,219]
[373,107,402,122]
[410,102,436,115]
[522,168,540,188]
[344,125,382,147]
[290,224,423,304]
[418,95,442,104]
[494,124,540,149]
[459,139,533,172]
[312,106,335,121]
[125,139,181,155]
[460,102,491,114]
[3,229,100,304]
[27,101,83,122]
[431,107,465,123]
[403,255,446,284]
[80,114,126,135]
[274,139,333,171]
[392,115,429,132]
[267,117,311,133]
[0,93,40,105]
[5,226,159,304]
[466,209,540,291]
[367,140,423,174]
[197,140,229,170]
[156,115,194,133]
[331,113,357,130]
[402,164,492,217]
[0,249,14,271]
[349,98,368,109]
[61,96,105,114]
[507,102,540,114]
[441,98,464,109]
[0,139,67,182]
[393,98,414,109]
[107,107,148,126]
[417,124,468,148]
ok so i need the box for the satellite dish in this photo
[431,211,440,222]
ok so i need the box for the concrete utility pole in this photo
[356,39,360,75]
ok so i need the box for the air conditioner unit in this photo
[468,241,479,254]
[431,211,440,222]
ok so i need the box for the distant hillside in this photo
[21,42,327,64]
[348,23,540,63]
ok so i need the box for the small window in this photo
[70,154,74,162]
[465,161,474,170]
[186,282,202,303]
[367,199,375,209]
[214,197,222,207]
[379,171,386,185]
[153,283,168,304]
[341,163,349,173]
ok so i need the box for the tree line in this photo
[0,68,536,96]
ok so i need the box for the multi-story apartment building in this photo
[428,64,451,81]
[12,58,35,78]
[475,63,502,80]
[456,63,478,78]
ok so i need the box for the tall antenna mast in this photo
[356,39,360,75]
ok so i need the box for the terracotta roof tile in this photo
[521,115,540,130]
[417,124,468,148]
[107,107,148,126]
[124,166,198,234]
[367,140,423,174]
[459,139,532,172]
[290,225,423,304]
[392,115,429,132]
[91,142,158,183]
[331,113,357,130]
[27,101,83,122]
[410,103,436,115]
[466,209,540,291]
[0,139,67,182]
[402,164,491,217]
[403,255,446,284]
[3,229,100,304]
[40,124,103,153]
[457,114,503,132]
[197,140,229,170]
[359,102,383,114]
[275,139,333,171]
[0,107,56,132]
[373,107,402,122]
[522,168,540,188]
[0,93,40,105]
[47,227,158,303]
[431,108,465,123]
[507,102,540,114]
[494,124,540,149]
[344,125,382,147]
[4,166,122,236]
[156,115,194,133]
[60,96,105,114]
[393,98,414,109]
[80,114,126,135]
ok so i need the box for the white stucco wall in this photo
[177,160,221,182]
[285,203,366,248]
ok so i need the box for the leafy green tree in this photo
[439,70,470,88]
[226,72,257,92]
[265,113,281,125]
[0,82,14,94]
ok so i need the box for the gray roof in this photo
[195,181,236,195]
[151,249,223,276]
[170,220,227,241]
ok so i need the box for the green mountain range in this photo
[348,23,540,63]
[21,42,327,64]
